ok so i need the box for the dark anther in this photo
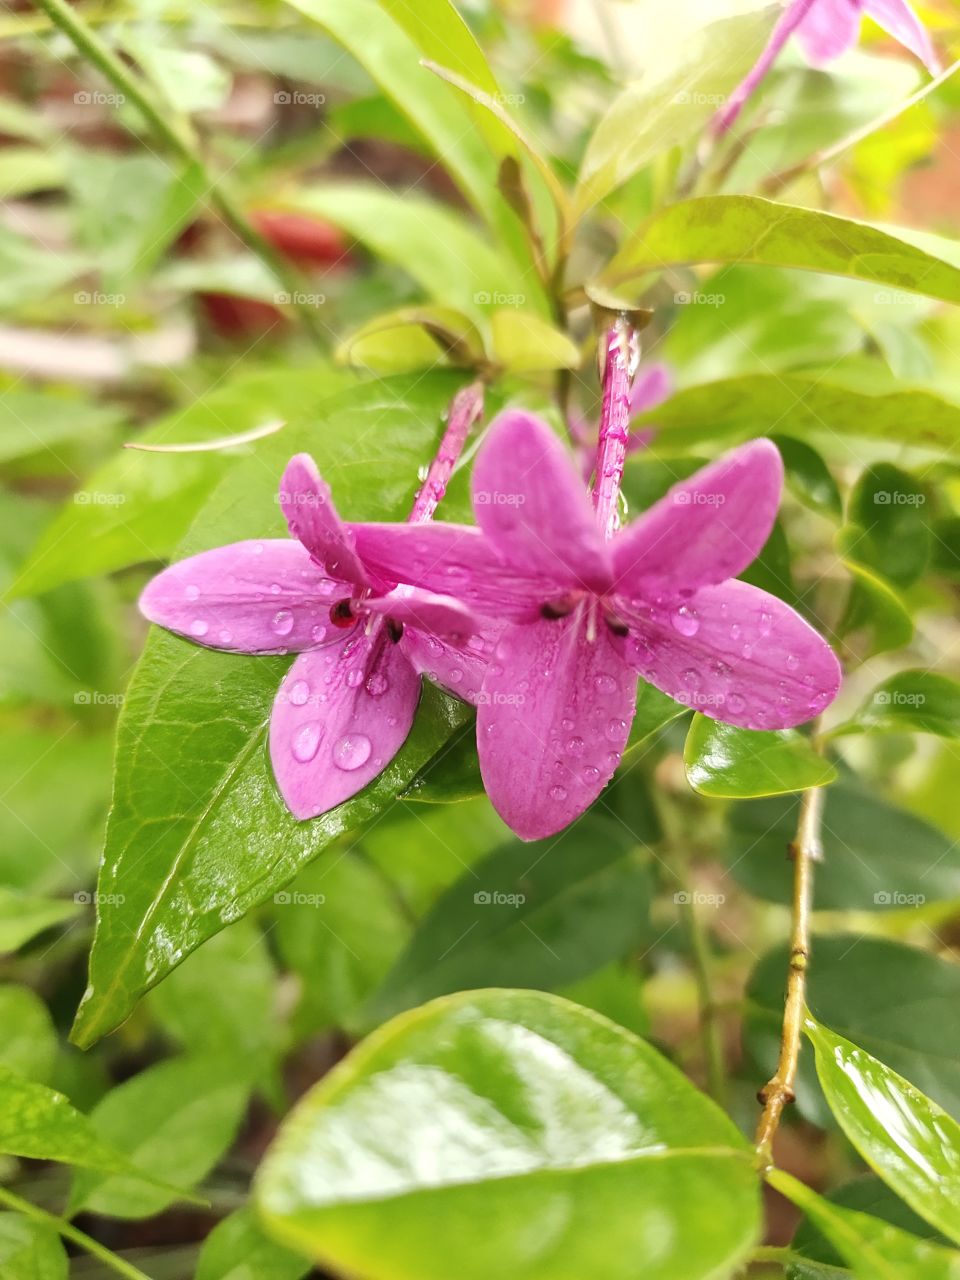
[386,618,404,643]
[605,614,630,637]
[330,599,356,628]
[540,600,573,620]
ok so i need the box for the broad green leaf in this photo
[839,462,931,588]
[834,671,960,738]
[490,309,581,371]
[0,225,87,310]
[726,778,960,910]
[196,1207,310,1280]
[255,990,761,1280]
[574,2,781,215]
[363,814,652,1025]
[746,938,960,1125]
[272,854,410,1040]
[71,375,479,1047]
[806,1018,960,1245]
[0,147,61,198]
[789,1175,950,1280]
[290,185,534,325]
[604,196,960,307]
[337,305,484,372]
[0,386,119,467]
[0,1214,67,1280]
[769,434,842,518]
[633,373,960,454]
[0,986,57,1084]
[773,1169,960,1280]
[0,1067,148,1174]
[403,716,483,802]
[0,889,80,954]
[11,365,348,597]
[684,718,836,797]
[625,681,688,755]
[148,919,281,1063]
[68,1056,252,1219]
[838,560,914,659]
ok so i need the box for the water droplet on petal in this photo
[270,582,282,595]
[333,733,372,771]
[312,625,327,643]
[366,672,389,696]
[566,736,585,757]
[727,692,746,714]
[290,680,310,706]
[252,542,264,556]
[272,609,294,637]
[759,609,773,636]
[729,623,741,641]
[218,629,232,645]
[292,722,321,763]
[185,584,200,601]
[682,667,701,689]
[346,669,363,688]
[786,654,799,672]
[190,619,209,638]
[595,673,617,693]
[605,717,628,742]
[672,604,700,637]
[582,765,600,783]
[550,785,567,801]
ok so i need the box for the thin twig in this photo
[0,1184,154,1280]
[681,883,728,1107]
[31,0,326,345]
[755,774,825,1163]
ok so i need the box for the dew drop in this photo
[786,654,799,672]
[218,629,233,645]
[333,733,372,771]
[605,717,628,742]
[312,625,327,643]
[289,680,310,706]
[682,667,702,690]
[672,604,700,637]
[561,718,574,731]
[550,785,567,801]
[727,692,746,715]
[595,673,617,694]
[346,669,363,688]
[448,668,463,685]
[272,609,294,637]
[759,609,773,636]
[189,619,209,638]
[566,736,585,758]
[185,584,200,601]
[366,672,389,696]
[729,623,742,641]
[582,765,600,783]
[252,542,264,556]
[270,582,282,595]
[292,722,321,763]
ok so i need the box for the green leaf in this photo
[0,386,119,468]
[0,986,57,1084]
[745,938,960,1126]
[0,889,80,954]
[834,671,960,738]
[574,2,781,215]
[0,1214,67,1280]
[490,309,581,372]
[726,778,960,910]
[684,718,836,797]
[290,184,534,325]
[806,1018,960,1245]
[773,1169,960,1280]
[633,373,960,454]
[68,1056,252,1219]
[838,559,914,659]
[255,990,761,1280]
[403,717,483,802]
[0,225,87,310]
[337,305,484,373]
[122,37,231,114]
[363,814,652,1025]
[769,434,842,518]
[0,146,61,198]
[71,375,479,1047]
[839,462,931,588]
[11,366,348,598]
[604,196,960,306]
[196,1207,310,1280]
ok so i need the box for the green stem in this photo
[680,876,728,1107]
[0,1184,154,1280]
[31,0,326,346]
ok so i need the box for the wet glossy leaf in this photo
[68,1056,252,1219]
[769,434,842,518]
[255,990,761,1280]
[839,462,930,588]
[684,718,836,797]
[0,1214,67,1280]
[726,778,960,910]
[604,197,960,306]
[838,560,914,659]
[806,1018,960,1245]
[363,814,652,1025]
[834,671,960,738]
[196,1207,310,1280]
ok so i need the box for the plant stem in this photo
[754,777,825,1163]
[0,1184,154,1280]
[681,884,728,1107]
[592,316,637,539]
[31,0,326,346]
[408,381,484,524]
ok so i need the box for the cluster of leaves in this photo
[2,0,960,1276]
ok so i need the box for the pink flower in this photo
[570,362,673,476]
[351,339,841,840]
[715,0,940,135]
[140,385,491,820]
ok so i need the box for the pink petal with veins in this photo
[279,453,379,589]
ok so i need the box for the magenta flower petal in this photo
[270,628,420,819]
[612,440,783,597]
[795,0,863,65]
[619,579,841,730]
[865,0,941,72]
[139,539,341,654]
[630,363,673,416]
[401,629,495,705]
[471,410,613,594]
[351,523,549,622]
[364,587,477,642]
[477,614,637,840]
[279,453,375,589]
